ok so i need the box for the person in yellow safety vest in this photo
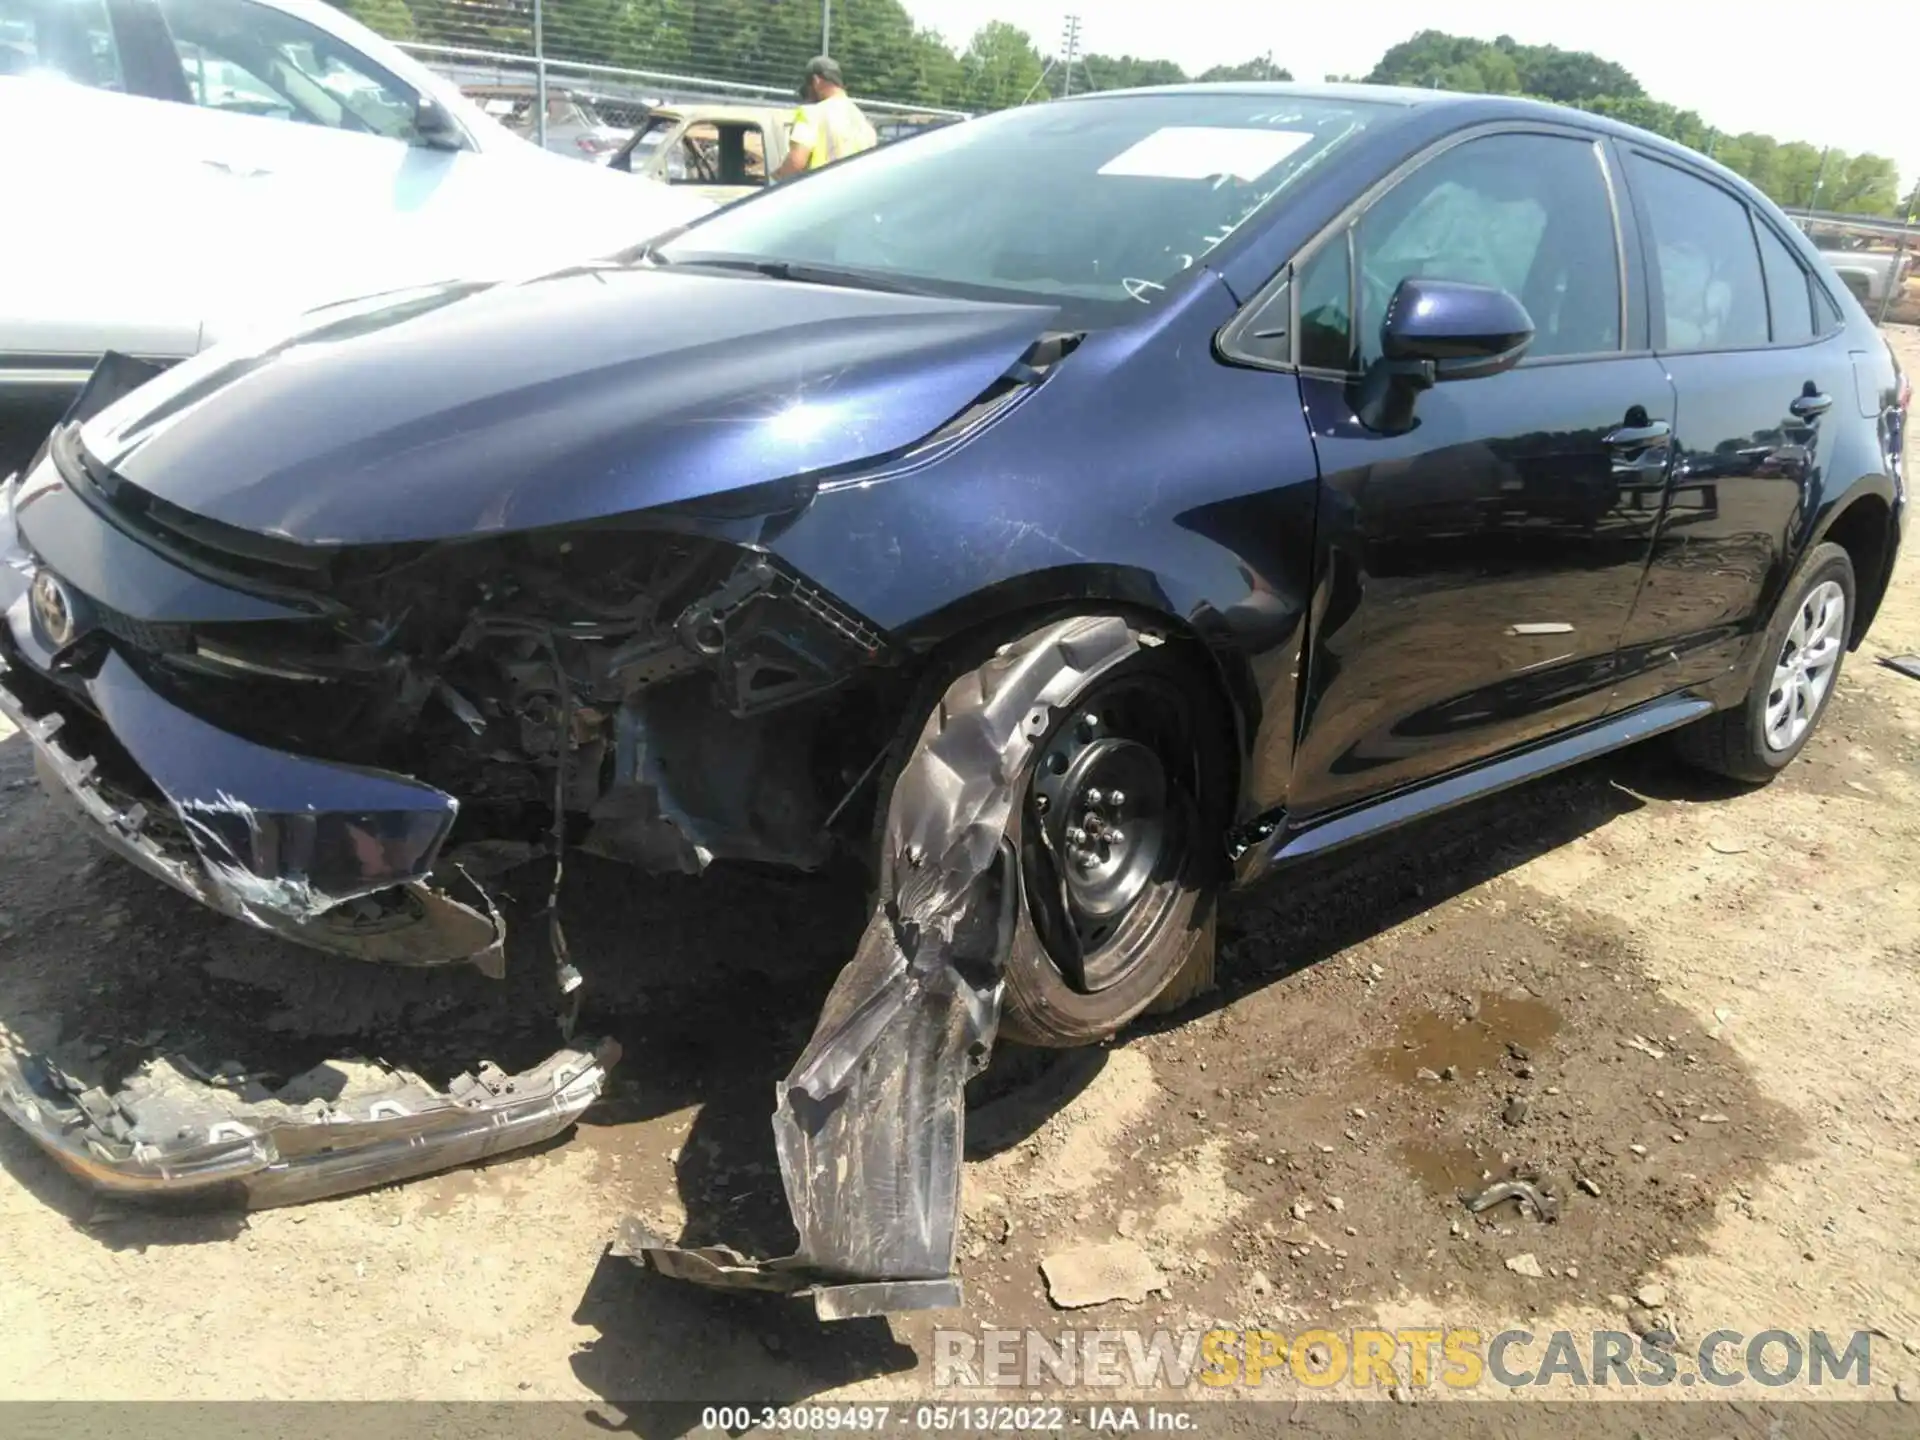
[774,55,877,180]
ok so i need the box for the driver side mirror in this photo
[414,94,465,151]
[1355,277,1534,432]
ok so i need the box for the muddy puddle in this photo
[1371,990,1562,1089]
[1365,991,1565,1198]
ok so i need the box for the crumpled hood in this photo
[81,267,1057,545]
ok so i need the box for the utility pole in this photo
[821,0,830,57]
[1060,14,1081,97]
[532,0,546,149]
[1807,146,1831,220]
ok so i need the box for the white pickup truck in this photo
[1807,229,1913,312]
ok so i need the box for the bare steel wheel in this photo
[1023,674,1194,991]
[1675,542,1855,783]
[868,617,1232,1049]
[1000,643,1229,1047]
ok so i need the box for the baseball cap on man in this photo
[800,55,843,94]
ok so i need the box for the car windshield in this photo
[657,91,1388,322]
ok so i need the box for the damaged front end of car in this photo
[0,431,904,1215]
[0,311,1097,1312]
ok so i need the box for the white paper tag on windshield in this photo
[1098,127,1313,183]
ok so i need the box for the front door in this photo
[1288,129,1675,818]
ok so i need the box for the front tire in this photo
[1675,542,1854,782]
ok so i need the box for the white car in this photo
[0,0,711,468]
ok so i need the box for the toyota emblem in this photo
[29,570,77,650]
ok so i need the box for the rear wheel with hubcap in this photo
[1675,542,1855,782]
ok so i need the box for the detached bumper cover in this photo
[0,1040,617,1208]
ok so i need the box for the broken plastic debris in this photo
[0,1039,617,1208]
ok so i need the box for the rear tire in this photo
[1674,542,1854,783]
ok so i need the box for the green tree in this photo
[1368,30,1521,93]
[959,21,1045,110]
[1500,37,1642,105]
[340,0,416,41]
[1195,55,1292,82]
[1070,53,1186,94]
[1826,153,1902,216]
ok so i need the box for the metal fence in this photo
[360,0,967,149]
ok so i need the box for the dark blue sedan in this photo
[0,84,1906,1309]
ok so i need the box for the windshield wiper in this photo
[663,255,931,296]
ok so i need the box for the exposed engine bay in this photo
[130,526,896,889]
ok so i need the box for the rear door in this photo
[1286,127,1676,817]
[1609,150,1858,701]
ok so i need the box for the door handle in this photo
[1790,391,1833,419]
[1604,419,1672,451]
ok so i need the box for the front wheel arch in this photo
[893,584,1252,831]
[867,607,1240,1045]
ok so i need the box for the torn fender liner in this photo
[0,1039,617,1208]
[619,614,1140,1319]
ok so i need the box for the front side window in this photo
[1755,221,1815,345]
[1354,132,1621,366]
[658,93,1388,324]
[0,0,123,89]
[157,0,425,143]
[1627,153,1768,352]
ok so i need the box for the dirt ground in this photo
[1,332,1918,1412]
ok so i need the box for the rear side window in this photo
[1628,154,1768,352]
[1755,222,1815,345]
[1813,281,1844,336]
[0,0,123,89]
[1354,132,1621,363]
